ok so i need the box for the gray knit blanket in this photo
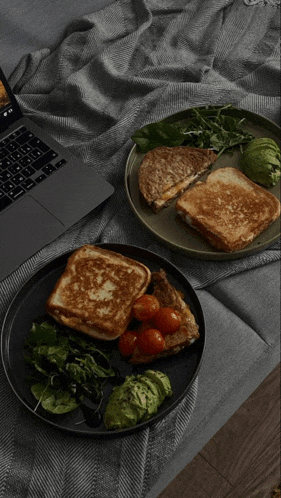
[1,1,280,497]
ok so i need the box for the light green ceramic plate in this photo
[125,106,281,261]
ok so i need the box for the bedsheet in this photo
[0,1,280,497]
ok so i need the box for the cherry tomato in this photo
[136,328,165,355]
[154,308,181,335]
[132,294,160,321]
[118,330,138,356]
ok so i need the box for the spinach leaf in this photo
[34,337,69,370]
[26,321,57,346]
[31,383,81,414]
[132,122,187,152]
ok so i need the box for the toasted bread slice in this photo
[130,270,200,364]
[176,167,281,252]
[138,146,217,213]
[46,245,151,340]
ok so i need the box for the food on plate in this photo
[138,145,217,212]
[129,270,200,364]
[46,244,151,340]
[24,317,116,415]
[176,167,281,252]
[136,328,166,355]
[240,137,280,187]
[103,370,172,430]
[21,245,203,430]
[154,307,182,335]
[131,104,254,155]
[132,294,160,321]
[118,330,138,357]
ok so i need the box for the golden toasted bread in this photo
[138,146,217,213]
[130,270,200,364]
[176,167,281,252]
[46,245,151,340]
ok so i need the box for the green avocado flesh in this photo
[104,370,173,430]
[240,138,280,187]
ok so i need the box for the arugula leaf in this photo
[66,362,88,383]
[76,354,116,379]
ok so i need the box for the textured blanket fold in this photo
[1,0,280,496]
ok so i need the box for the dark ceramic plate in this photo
[125,106,281,260]
[1,243,205,438]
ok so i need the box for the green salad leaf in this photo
[31,383,81,414]
[26,321,57,346]
[131,104,254,157]
[24,316,116,415]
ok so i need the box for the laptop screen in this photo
[0,68,23,133]
[0,79,12,113]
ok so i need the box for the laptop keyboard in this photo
[0,126,67,212]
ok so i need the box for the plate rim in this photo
[1,242,206,438]
[125,105,281,261]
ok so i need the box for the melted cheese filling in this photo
[154,175,198,209]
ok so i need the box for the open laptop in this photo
[0,67,114,281]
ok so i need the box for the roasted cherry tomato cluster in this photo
[118,294,181,357]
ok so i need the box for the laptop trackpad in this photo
[0,196,64,280]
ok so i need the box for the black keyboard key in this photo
[55,159,67,168]
[2,180,15,193]
[22,165,36,177]
[0,138,10,147]
[6,142,19,153]
[18,156,32,167]
[11,173,25,185]
[29,148,43,160]
[16,130,34,145]
[0,148,9,160]
[32,150,58,170]
[0,170,12,182]
[0,158,12,169]
[29,137,50,153]
[0,195,13,212]
[9,164,22,175]
[42,163,56,175]
[21,178,36,190]
[34,173,47,183]
[18,144,32,155]
[10,129,23,140]
[8,186,26,200]
[8,150,23,162]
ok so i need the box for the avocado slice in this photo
[144,370,173,401]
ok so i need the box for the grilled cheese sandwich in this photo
[176,167,281,252]
[46,245,151,340]
[138,146,217,212]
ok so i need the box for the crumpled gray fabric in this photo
[7,0,280,290]
[1,0,280,497]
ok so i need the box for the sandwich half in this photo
[130,270,200,364]
[138,145,217,213]
[176,167,281,252]
[46,245,151,340]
